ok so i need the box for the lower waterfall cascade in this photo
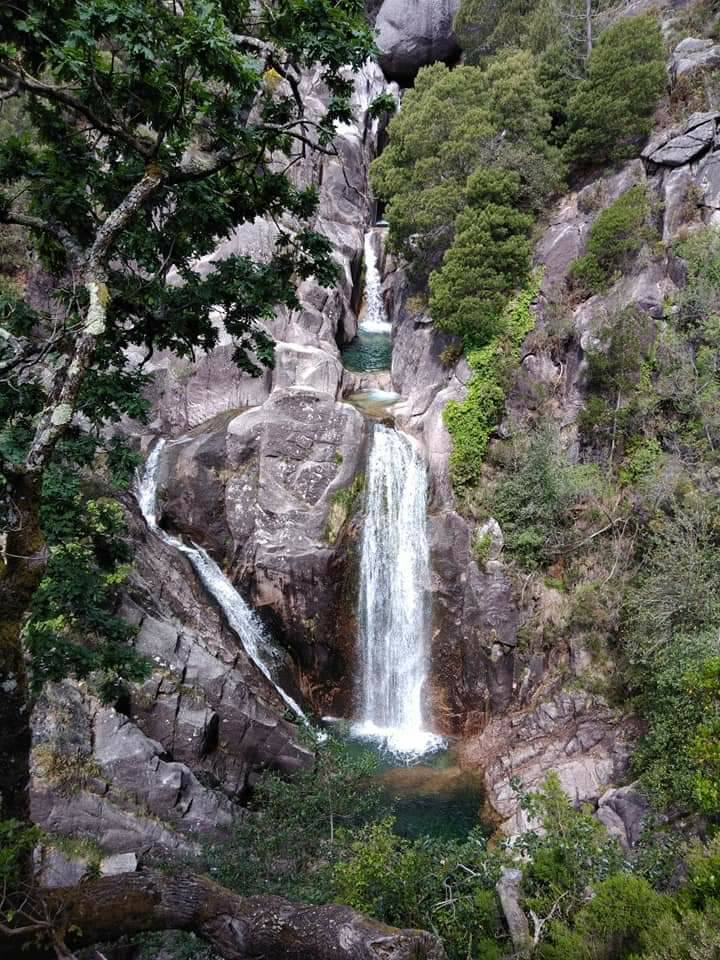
[353,424,445,758]
[136,439,313,728]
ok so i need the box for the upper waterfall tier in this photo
[354,424,444,758]
[342,228,392,374]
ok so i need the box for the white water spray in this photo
[353,426,444,758]
[360,230,392,335]
[136,440,309,724]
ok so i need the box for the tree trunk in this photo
[585,0,593,60]
[2,870,446,960]
[0,475,44,823]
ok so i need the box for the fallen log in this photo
[2,869,446,960]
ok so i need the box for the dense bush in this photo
[206,737,386,902]
[443,278,539,489]
[370,54,563,279]
[564,15,666,166]
[488,423,608,569]
[569,186,654,296]
[454,0,560,63]
[333,818,506,960]
[429,170,533,345]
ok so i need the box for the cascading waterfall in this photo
[360,229,392,335]
[136,439,310,725]
[342,229,392,374]
[354,425,444,758]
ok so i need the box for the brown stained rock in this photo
[460,691,637,835]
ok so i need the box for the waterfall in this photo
[136,440,310,725]
[354,425,444,758]
[360,229,391,335]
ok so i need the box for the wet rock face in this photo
[429,512,517,737]
[375,0,462,83]
[125,509,311,792]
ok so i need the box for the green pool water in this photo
[341,330,392,373]
[339,733,486,841]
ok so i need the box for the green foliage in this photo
[579,307,657,458]
[370,55,563,278]
[0,819,42,884]
[517,774,625,923]
[429,170,533,346]
[624,503,720,662]
[369,92,397,118]
[206,737,386,903]
[454,0,561,63]
[25,462,151,700]
[569,186,654,296]
[131,931,221,960]
[618,437,663,486]
[542,873,669,960]
[444,277,539,489]
[489,424,607,569]
[564,16,666,166]
[332,818,506,960]
[632,634,720,812]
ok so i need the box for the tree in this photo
[429,170,533,346]
[0,0,375,951]
[369,54,563,279]
[564,14,666,166]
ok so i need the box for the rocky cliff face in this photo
[33,0,717,865]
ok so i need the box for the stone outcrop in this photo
[157,388,369,716]
[461,691,636,834]
[374,0,461,83]
[127,62,393,436]
[429,512,517,736]
[31,681,235,858]
[597,782,651,849]
[124,507,311,794]
[643,111,720,168]
[671,36,720,79]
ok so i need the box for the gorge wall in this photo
[31,0,718,870]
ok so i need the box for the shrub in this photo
[332,818,507,960]
[206,737,386,903]
[488,423,607,569]
[541,873,669,960]
[569,186,654,296]
[631,633,720,812]
[517,774,625,923]
[429,199,533,346]
[443,277,539,489]
[454,0,561,63]
[370,54,562,278]
[564,15,666,166]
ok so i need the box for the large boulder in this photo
[461,691,636,834]
[671,37,720,79]
[159,388,370,717]
[31,682,235,858]
[375,0,461,83]
[642,112,719,168]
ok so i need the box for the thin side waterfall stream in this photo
[353,425,444,758]
[136,439,313,728]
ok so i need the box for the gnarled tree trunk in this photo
[0,476,43,823]
[2,870,446,960]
